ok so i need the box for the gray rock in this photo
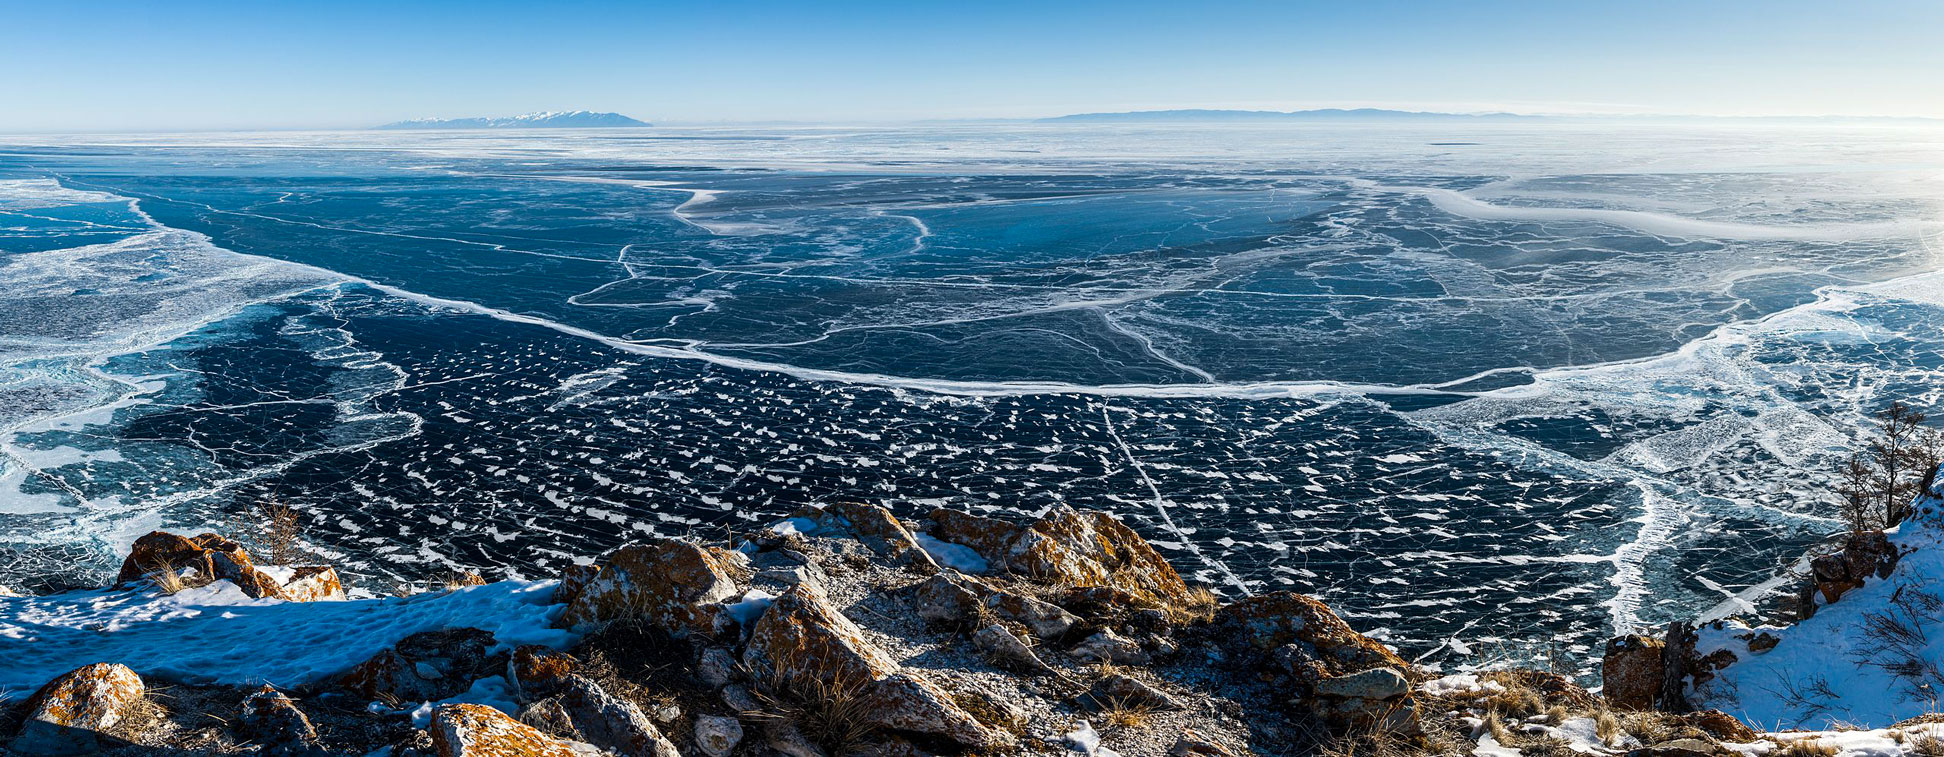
[693,715,745,757]
[913,570,987,627]
[719,683,761,712]
[238,685,320,756]
[973,624,1057,675]
[558,675,681,757]
[983,590,1080,640]
[697,647,739,689]
[1068,628,1150,665]
[1314,667,1409,701]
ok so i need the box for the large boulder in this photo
[1603,634,1666,710]
[429,703,587,757]
[342,628,500,702]
[116,531,297,600]
[1209,592,1409,694]
[742,583,1011,751]
[555,539,742,634]
[11,663,146,756]
[278,566,346,603]
[925,506,1191,608]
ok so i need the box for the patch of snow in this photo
[1421,672,1507,697]
[1695,507,1944,729]
[407,675,520,727]
[722,589,776,625]
[1064,720,1122,756]
[915,533,989,574]
[0,579,572,694]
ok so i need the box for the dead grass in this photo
[1772,738,1839,757]
[1168,585,1222,625]
[746,642,881,753]
[144,561,214,595]
[1912,732,1944,757]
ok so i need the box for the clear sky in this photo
[3,0,1940,131]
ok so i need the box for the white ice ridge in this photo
[0,580,571,694]
[1343,178,1940,242]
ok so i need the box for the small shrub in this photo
[256,499,305,565]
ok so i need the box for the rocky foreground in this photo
[0,503,1932,756]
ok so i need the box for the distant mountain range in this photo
[1039,108,1541,123]
[374,111,650,130]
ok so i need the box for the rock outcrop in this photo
[117,530,342,602]
[926,506,1193,608]
[743,582,1012,750]
[787,502,938,572]
[10,663,146,756]
[555,539,743,633]
[1603,633,1666,710]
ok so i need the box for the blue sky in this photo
[3,0,1940,131]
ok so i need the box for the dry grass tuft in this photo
[1169,585,1222,625]
[1594,710,1623,745]
[1772,738,1839,757]
[144,561,214,595]
[748,643,881,753]
[1912,732,1944,757]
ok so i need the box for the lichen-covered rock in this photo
[239,685,319,755]
[342,627,499,702]
[743,583,1011,750]
[693,715,744,757]
[1603,634,1666,710]
[508,645,578,703]
[11,663,146,756]
[430,703,585,757]
[1312,666,1420,734]
[119,531,211,583]
[117,531,291,599]
[1211,592,1406,694]
[927,506,1191,608]
[279,566,346,602]
[556,675,681,757]
[555,539,742,634]
[793,502,938,572]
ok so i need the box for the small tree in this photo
[1914,425,1944,498]
[257,499,305,565]
[1839,452,1879,536]
[1862,401,1930,529]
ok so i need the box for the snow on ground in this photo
[0,578,571,697]
[1697,508,1944,730]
